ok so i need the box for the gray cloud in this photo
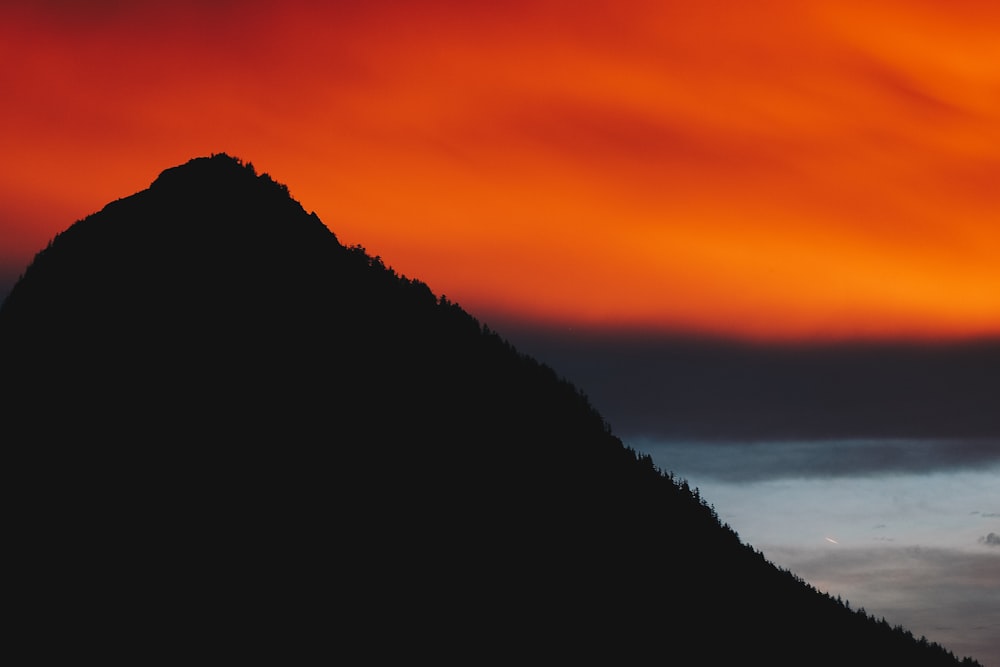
[630,437,1000,482]
[500,326,1000,446]
[497,325,1000,479]
[762,545,1000,665]
[981,533,1000,547]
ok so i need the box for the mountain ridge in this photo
[1,154,982,664]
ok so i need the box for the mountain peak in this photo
[1,156,982,666]
[143,152,309,221]
[150,152,262,192]
[0,153,341,354]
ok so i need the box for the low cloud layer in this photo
[632,438,1000,481]
[504,327,1000,445]
[763,545,1000,666]
[666,464,999,665]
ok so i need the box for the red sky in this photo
[3,0,1000,340]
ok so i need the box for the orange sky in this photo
[2,0,1000,340]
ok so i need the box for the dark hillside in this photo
[1,155,981,664]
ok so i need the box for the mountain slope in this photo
[1,154,981,664]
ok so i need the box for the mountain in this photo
[1,154,982,664]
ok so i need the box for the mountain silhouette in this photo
[1,154,982,664]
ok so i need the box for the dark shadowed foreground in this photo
[1,155,983,664]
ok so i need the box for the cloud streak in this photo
[632,438,1000,482]
[2,1,1000,339]
[766,544,1000,665]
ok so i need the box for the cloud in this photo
[630,438,1000,482]
[980,533,1000,547]
[763,544,1000,665]
[504,328,1000,445]
[4,1,1000,341]
[671,466,999,662]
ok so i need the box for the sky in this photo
[3,0,1000,340]
[634,439,1000,665]
[2,1,998,663]
[508,330,999,663]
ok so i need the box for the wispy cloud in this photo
[765,545,1000,664]
[4,1,1000,339]
[630,438,1000,481]
[670,461,1000,665]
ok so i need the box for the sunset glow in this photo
[3,0,1000,339]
